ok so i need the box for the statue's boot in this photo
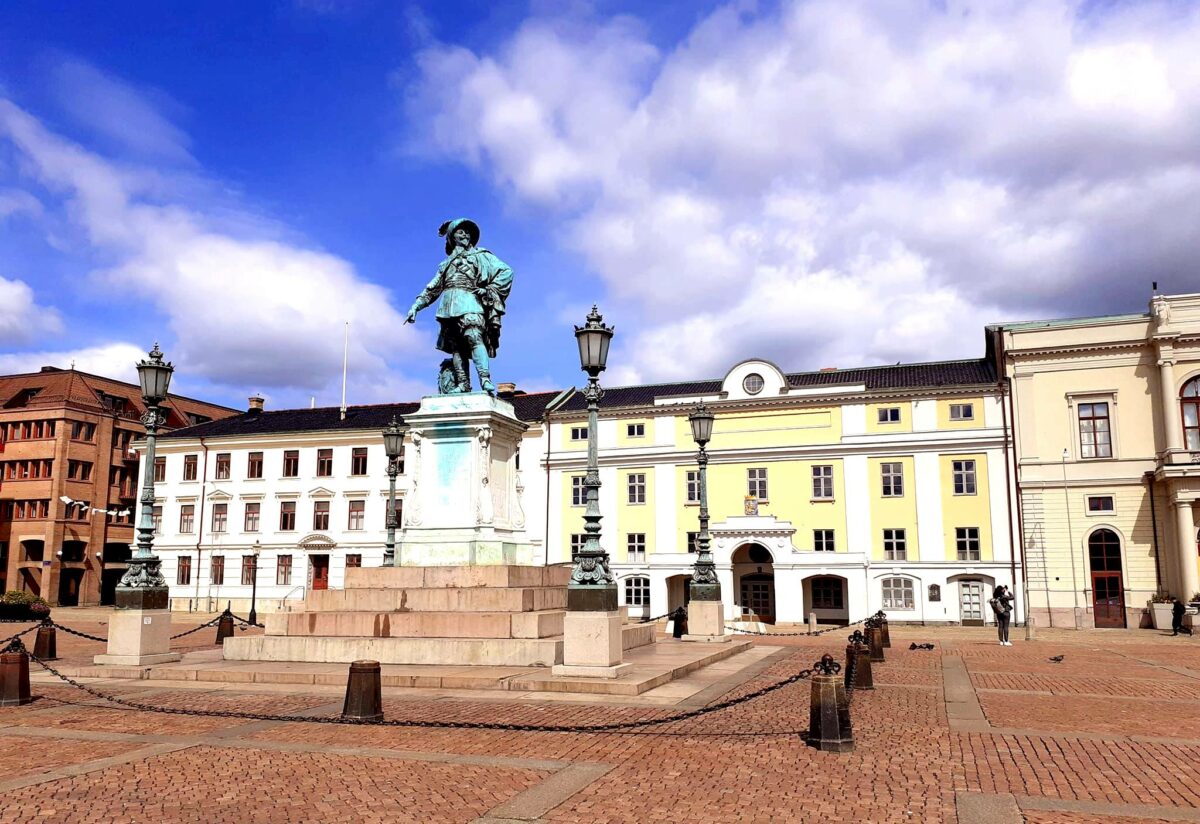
[451,352,471,393]
[469,341,495,394]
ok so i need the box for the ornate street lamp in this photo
[117,343,173,607]
[568,306,616,608]
[248,540,261,627]
[688,403,720,602]
[381,416,406,567]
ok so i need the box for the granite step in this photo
[222,634,566,667]
[300,585,568,613]
[266,609,565,639]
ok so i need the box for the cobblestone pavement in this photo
[1,619,1198,823]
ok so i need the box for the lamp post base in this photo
[681,599,728,642]
[555,608,627,677]
[93,606,181,667]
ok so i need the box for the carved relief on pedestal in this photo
[476,426,494,525]
[512,470,527,529]
[405,429,423,527]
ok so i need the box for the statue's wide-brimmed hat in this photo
[439,218,480,254]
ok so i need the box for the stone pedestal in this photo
[93,608,181,666]
[552,610,632,679]
[683,600,731,642]
[396,393,535,567]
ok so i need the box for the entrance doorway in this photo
[310,555,330,591]
[960,581,985,626]
[1088,529,1125,628]
[57,569,83,606]
[732,543,775,623]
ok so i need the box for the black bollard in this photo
[0,641,32,707]
[215,609,235,644]
[866,624,885,663]
[33,623,57,661]
[807,654,853,752]
[845,630,873,691]
[343,659,383,721]
[877,611,891,649]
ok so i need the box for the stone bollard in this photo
[845,631,874,691]
[215,609,235,644]
[343,660,383,721]
[33,623,57,661]
[0,641,32,707]
[1025,613,1036,641]
[877,611,891,648]
[807,613,819,635]
[808,654,853,752]
[866,624,885,663]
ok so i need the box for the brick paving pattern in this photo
[0,619,1198,822]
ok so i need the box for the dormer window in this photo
[742,373,764,395]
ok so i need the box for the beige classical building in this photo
[996,292,1200,629]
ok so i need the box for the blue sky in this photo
[1,1,1199,410]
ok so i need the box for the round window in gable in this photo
[742,373,764,395]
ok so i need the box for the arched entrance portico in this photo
[732,543,775,623]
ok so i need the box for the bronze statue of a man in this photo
[405,218,513,395]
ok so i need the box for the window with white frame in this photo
[1078,402,1113,458]
[949,403,974,421]
[1087,495,1115,513]
[152,505,162,535]
[627,533,646,563]
[211,503,227,533]
[883,528,907,561]
[810,577,844,609]
[955,527,981,561]
[570,426,587,441]
[878,407,900,423]
[812,465,834,499]
[570,533,586,560]
[686,531,699,553]
[627,473,646,504]
[882,577,914,609]
[179,504,195,534]
[244,502,260,532]
[347,500,365,530]
[177,555,191,586]
[241,555,255,585]
[747,467,768,500]
[626,422,645,438]
[686,470,700,504]
[881,462,904,497]
[276,554,292,586]
[813,529,835,552]
[571,475,586,506]
[952,460,977,495]
[210,555,225,586]
[624,576,650,606]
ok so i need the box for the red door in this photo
[1091,572,1125,628]
[311,555,330,591]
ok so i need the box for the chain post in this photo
[33,619,57,661]
[0,637,32,706]
[215,608,235,644]
[342,660,384,721]
[807,654,853,752]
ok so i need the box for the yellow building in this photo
[996,291,1200,629]
[545,356,1018,625]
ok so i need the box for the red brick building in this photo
[0,366,237,606]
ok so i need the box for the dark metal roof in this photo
[159,390,567,441]
[558,358,997,412]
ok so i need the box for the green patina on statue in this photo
[405,218,513,395]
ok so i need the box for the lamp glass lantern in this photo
[136,343,174,405]
[383,417,406,461]
[574,306,613,375]
[688,404,715,447]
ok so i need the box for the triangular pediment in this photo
[308,486,335,498]
[206,489,233,501]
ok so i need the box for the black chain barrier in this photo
[16,637,828,735]
[0,623,40,649]
[724,614,873,637]
[49,620,108,644]
[227,612,265,629]
[639,611,674,624]
[169,615,225,640]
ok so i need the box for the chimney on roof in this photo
[496,382,517,399]
[819,367,837,372]
[40,366,62,373]
[248,395,265,413]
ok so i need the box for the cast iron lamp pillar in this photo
[567,306,617,608]
[381,416,406,567]
[116,343,173,606]
[248,541,260,627]
[687,403,720,602]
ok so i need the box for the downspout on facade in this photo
[193,436,209,610]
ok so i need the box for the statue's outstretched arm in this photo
[406,271,444,323]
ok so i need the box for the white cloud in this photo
[0,274,62,345]
[0,95,423,402]
[407,0,1200,381]
[0,341,143,380]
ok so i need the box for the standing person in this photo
[1171,597,1193,636]
[990,585,1014,646]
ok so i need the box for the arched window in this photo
[623,576,650,607]
[1183,377,1200,451]
[1088,529,1122,573]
